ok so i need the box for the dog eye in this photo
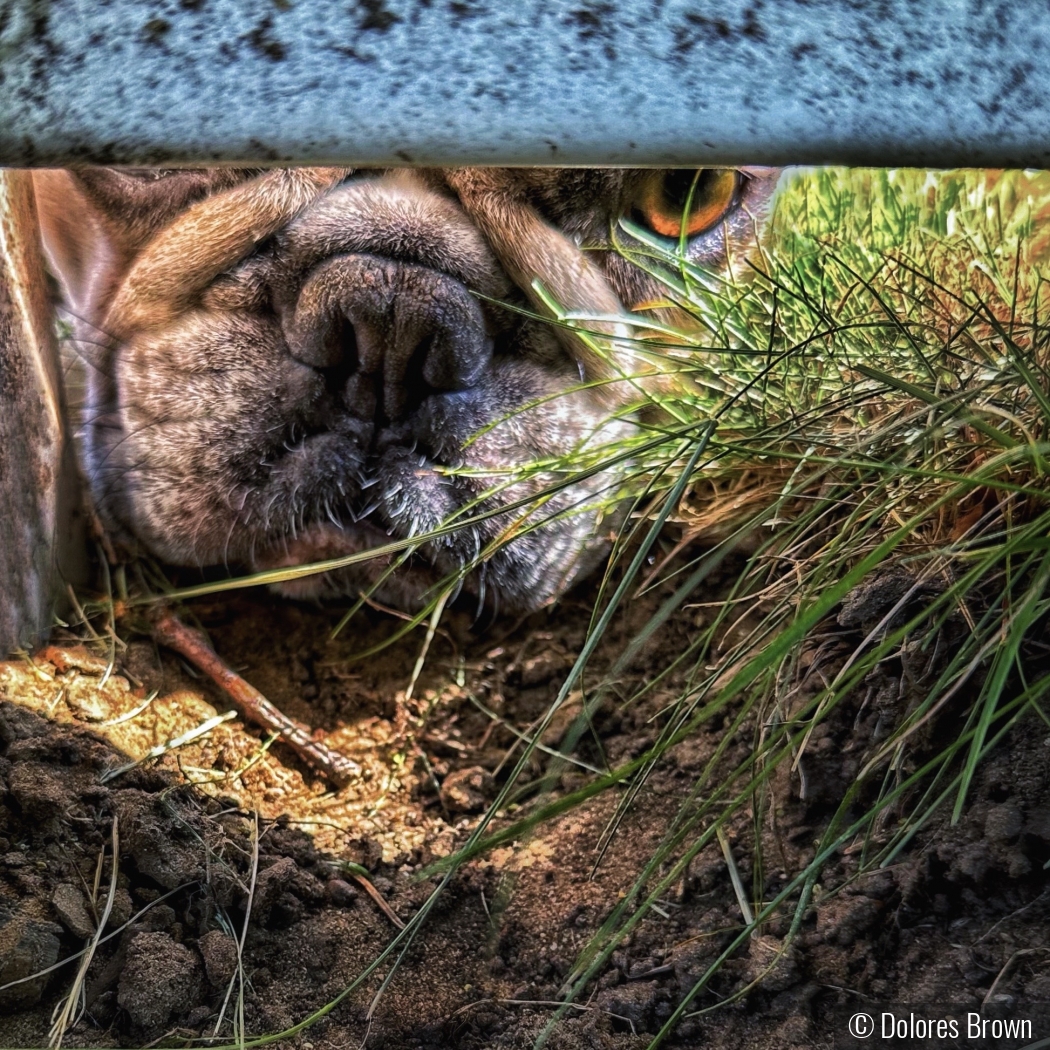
[633,169,740,239]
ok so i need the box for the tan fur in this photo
[33,170,126,327]
[102,168,349,340]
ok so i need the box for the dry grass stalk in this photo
[48,816,119,1048]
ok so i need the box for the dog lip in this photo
[252,519,394,574]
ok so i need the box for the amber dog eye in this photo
[634,169,740,239]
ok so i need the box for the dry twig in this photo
[149,608,359,786]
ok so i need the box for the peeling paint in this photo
[1,0,1049,165]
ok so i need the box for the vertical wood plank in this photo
[0,169,84,653]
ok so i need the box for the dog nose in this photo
[280,254,493,420]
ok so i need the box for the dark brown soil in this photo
[2,563,1050,1049]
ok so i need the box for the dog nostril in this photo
[341,322,359,368]
[343,372,378,421]
[284,253,494,423]
[285,306,359,371]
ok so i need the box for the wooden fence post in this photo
[0,170,85,654]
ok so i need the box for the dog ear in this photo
[33,169,351,339]
[102,167,349,340]
[32,169,127,325]
[0,170,88,652]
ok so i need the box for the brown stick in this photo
[350,874,405,930]
[150,609,359,787]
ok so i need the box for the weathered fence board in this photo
[1,0,1049,168]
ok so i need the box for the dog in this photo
[32,167,778,614]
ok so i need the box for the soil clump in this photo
[1,566,1049,1048]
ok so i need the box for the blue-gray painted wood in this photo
[0,0,1046,167]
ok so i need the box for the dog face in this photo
[34,166,778,613]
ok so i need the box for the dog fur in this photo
[33,166,777,613]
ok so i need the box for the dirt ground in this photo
[2,554,1050,1049]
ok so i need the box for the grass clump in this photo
[428,167,1050,1047]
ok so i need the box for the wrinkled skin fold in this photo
[33,167,777,613]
